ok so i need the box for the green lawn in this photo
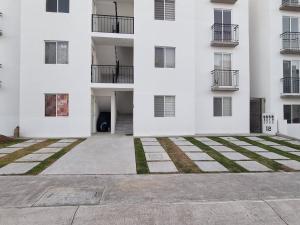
[134,138,150,174]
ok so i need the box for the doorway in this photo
[250,98,264,133]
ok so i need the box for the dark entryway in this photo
[250,98,265,133]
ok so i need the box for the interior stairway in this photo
[115,114,133,135]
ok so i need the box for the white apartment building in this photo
[0,0,250,138]
[250,0,300,139]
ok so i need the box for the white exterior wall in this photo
[250,0,300,139]
[19,0,92,138]
[195,0,250,134]
[0,1,20,136]
[134,0,196,136]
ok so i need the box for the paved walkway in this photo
[42,135,136,175]
[0,173,300,224]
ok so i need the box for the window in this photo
[154,96,175,117]
[155,47,175,68]
[46,0,69,13]
[284,105,300,124]
[213,97,232,117]
[155,0,175,21]
[45,94,69,117]
[214,9,232,41]
[283,60,300,93]
[45,41,69,64]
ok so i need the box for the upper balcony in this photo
[91,65,134,84]
[211,0,237,4]
[280,0,300,12]
[211,69,239,91]
[92,0,134,35]
[211,24,239,47]
[281,77,300,97]
[280,32,300,54]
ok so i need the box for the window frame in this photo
[154,0,175,21]
[155,46,176,68]
[284,104,300,124]
[46,0,70,13]
[154,95,176,118]
[213,97,232,117]
[45,93,69,117]
[45,41,69,64]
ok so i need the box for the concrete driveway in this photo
[42,135,136,175]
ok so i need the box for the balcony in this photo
[211,0,237,4]
[91,65,134,84]
[281,32,300,54]
[281,77,300,97]
[211,24,239,47]
[211,70,239,91]
[92,14,134,34]
[280,0,300,11]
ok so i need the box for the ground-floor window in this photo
[214,97,232,117]
[45,94,69,117]
[154,95,176,117]
[284,105,300,124]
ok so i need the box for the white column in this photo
[111,92,117,134]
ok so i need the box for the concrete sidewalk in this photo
[42,135,136,175]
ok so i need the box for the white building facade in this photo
[250,0,300,139]
[0,0,250,138]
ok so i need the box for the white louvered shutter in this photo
[154,96,165,117]
[155,0,165,20]
[164,96,175,117]
[223,97,232,116]
[165,0,175,21]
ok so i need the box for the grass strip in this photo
[134,138,150,174]
[0,139,28,149]
[158,138,202,173]
[236,137,297,172]
[211,137,283,172]
[26,139,85,175]
[0,139,58,168]
[185,137,247,173]
[261,136,300,151]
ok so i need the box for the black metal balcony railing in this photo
[281,0,300,10]
[211,23,239,46]
[92,14,134,34]
[211,69,239,90]
[91,65,134,84]
[281,77,300,95]
[281,32,300,53]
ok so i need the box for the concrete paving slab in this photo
[186,152,214,161]
[275,160,300,170]
[0,147,22,154]
[235,161,272,172]
[275,145,299,152]
[16,153,53,162]
[172,140,194,146]
[211,145,235,152]
[221,152,250,161]
[34,187,104,207]
[47,142,71,148]
[0,206,77,225]
[291,152,300,157]
[195,137,212,142]
[271,136,291,141]
[287,140,300,145]
[258,152,289,160]
[230,141,252,146]
[143,145,165,153]
[243,145,268,152]
[201,141,223,146]
[140,138,157,142]
[0,154,6,158]
[148,161,178,173]
[221,137,239,141]
[141,141,160,146]
[24,139,46,143]
[8,142,34,148]
[179,146,202,152]
[0,163,39,175]
[34,147,62,154]
[194,161,228,172]
[258,140,280,146]
[266,199,300,225]
[42,135,136,175]
[246,136,264,141]
[169,137,186,141]
[57,139,78,143]
[145,153,171,161]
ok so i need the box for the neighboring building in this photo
[0,0,250,138]
[250,0,300,139]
